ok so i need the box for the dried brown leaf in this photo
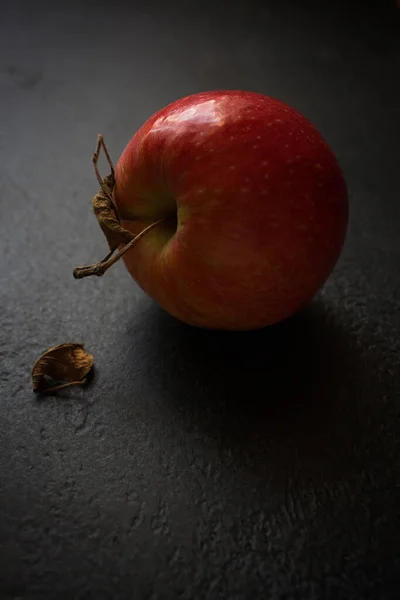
[92,173,134,254]
[32,343,94,393]
[73,136,137,279]
[73,135,167,280]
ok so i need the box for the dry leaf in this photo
[92,173,134,254]
[73,135,166,279]
[73,136,134,279]
[32,343,94,393]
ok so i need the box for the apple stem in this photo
[73,134,166,280]
[73,218,165,279]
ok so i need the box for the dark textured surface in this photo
[1,1,400,598]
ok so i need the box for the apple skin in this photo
[113,90,348,330]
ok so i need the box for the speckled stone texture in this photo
[1,1,400,599]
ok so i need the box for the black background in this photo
[1,1,400,598]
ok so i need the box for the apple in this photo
[111,90,348,330]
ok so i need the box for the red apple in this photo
[113,90,348,330]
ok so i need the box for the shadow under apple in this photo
[120,292,395,495]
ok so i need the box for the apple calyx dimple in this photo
[73,134,164,279]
